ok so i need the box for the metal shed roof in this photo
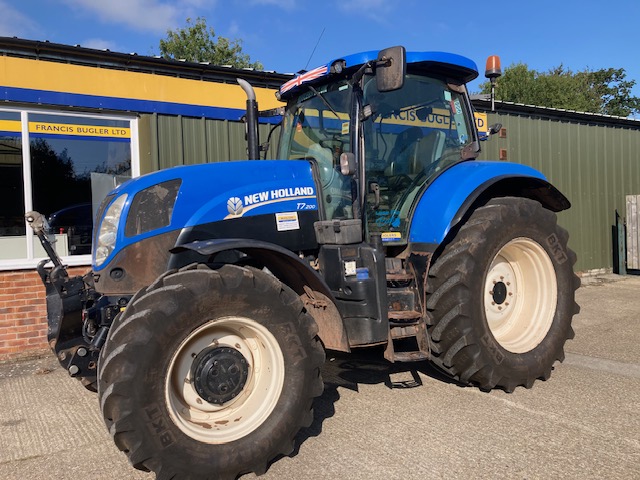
[0,36,292,90]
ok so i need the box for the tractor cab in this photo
[276,47,480,247]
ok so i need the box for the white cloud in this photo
[80,38,119,51]
[337,0,394,23]
[61,0,217,34]
[0,1,39,37]
[227,20,240,37]
[249,0,297,10]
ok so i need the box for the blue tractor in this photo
[27,46,578,479]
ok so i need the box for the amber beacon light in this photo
[485,55,502,111]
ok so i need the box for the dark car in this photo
[48,203,94,255]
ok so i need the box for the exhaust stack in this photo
[237,79,260,160]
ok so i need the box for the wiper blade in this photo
[308,85,343,121]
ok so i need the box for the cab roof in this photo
[279,49,479,99]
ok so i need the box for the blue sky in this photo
[2,0,640,99]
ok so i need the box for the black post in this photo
[237,79,260,160]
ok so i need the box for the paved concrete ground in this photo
[1,275,639,479]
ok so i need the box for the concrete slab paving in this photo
[0,275,639,479]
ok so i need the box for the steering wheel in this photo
[319,135,345,153]
[386,174,414,191]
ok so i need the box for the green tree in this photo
[159,17,263,70]
[30,139,90,215]
[480,63,640,117]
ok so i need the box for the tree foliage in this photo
[480,63,640,117]
[159,17,263,70]
[30,139,90,215]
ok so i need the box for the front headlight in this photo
[95,194,127,267]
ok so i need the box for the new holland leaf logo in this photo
[227,197,243,216]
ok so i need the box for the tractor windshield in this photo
[278,80,354,219]
[277,71,476,235]
[362,74,476,244]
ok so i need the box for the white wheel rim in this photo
[165,316,285,443]
[484,238,557,354]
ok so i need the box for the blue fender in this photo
[409,161,570,245]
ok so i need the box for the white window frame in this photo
[0,106,139,271]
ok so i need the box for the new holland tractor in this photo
[27,46,579,479]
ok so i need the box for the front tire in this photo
[426,197,579,392]
[98,264,325,479]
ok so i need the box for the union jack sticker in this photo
[280,65,329,95]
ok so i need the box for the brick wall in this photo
[0,267,90,360]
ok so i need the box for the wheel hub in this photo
[492,281,508,305]
[485,261,516,318]
[191,346,249,405]
[484,238,558,353]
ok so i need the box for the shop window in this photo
[0,109,136,266]
[0,111,26,259]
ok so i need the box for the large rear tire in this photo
[98,264,325,479]
[426,197,579,392]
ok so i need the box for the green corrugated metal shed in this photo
[138,96,640,274]
[139,114,280,174]
[474,99,640,273]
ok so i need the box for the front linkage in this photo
[25,212,123,390]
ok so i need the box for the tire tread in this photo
[426,197,579,391]
[98,264,325,479]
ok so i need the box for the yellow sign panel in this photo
[302,106,457,131]
[0,119,130,139]
[384,107,453,129]
[29,122,130,139]
[0,120,21,133]
[384,109,489,134]
[474,112,488,133]
[1,56,284,112]
[381,232,402,241]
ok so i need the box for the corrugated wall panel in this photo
[156,115,183,169]
[181,117,208,165]
[227,122,247,160]
[479,112,640,272]
[144,115,282,168]
[205,120,231,162]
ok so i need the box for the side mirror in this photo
[488,123,502,136]
[340,152,356,176]
[376,46,406,92]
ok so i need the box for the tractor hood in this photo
[93,160,319,271]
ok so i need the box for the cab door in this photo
[362,74,476,245]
